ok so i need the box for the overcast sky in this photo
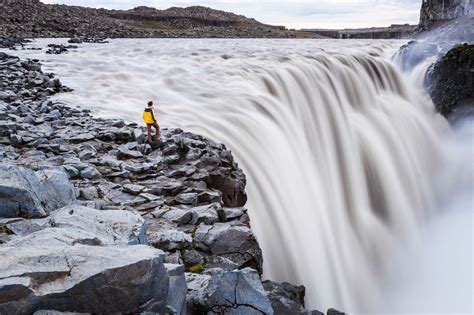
[41,0,422,29]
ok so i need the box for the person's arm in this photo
[151,109,157,123]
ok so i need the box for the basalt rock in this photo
[0,165,77,218]
[185,268,273,314]
[426,43,474,121]
[0,51,324,314]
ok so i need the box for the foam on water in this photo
[7,38,472,313]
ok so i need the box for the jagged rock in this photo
[79,166,101,179]
[263,280,309,314]
[0,165,76,218]
[117,146,143,159]
[147,226,192,251]
[426,44,474,121]
[36,169,77,212]
[209,172,247,207]
[0,242,168,314]
[420,0,472,30]
[185,268,273,314]
[175,192,199,205]
[194,223,263,274]
[5,206,147,245]
[165,264,187,314]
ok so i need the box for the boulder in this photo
[5,206,147,246]
[117,146,143,159]
[262,280,308,314]
[194,223,263,274]
[185,268,273,314]
[209,173,247,207]
[36,169,77,212]
[0,165,76,218]
[164,264,187,314]
[0,165,46,218]
[426,43,474,121]
[0,243,168,314]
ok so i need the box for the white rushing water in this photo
[8,39,472,313]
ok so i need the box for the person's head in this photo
[147,101,153,107]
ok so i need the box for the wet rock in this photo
[426,43,474,121]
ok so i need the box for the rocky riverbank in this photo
[0,44,343,313]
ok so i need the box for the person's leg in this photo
[147,124,153,144]
[153,122,160,142]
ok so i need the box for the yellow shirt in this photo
[143,107,157,124]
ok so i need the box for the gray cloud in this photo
[41,0,422,29]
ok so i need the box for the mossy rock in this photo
[188,263,206,274]
[427,43,474,119]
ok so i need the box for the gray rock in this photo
[78,150,95,160]
[79,187,98,200]
[117,146,143,159]
[123,184,145,195]
[0,165,46,218]
[6,206,147,245]
[62,165,79,178]
[36,169,77,213]
[0,242,168,314]
[165,264,187,315]
[0,200,20,218]
[69,132,95,143]
[195,223,263,274]
[262,280,308,314]
[148,228,192,251]
[175,192,198,205]
[188,203,222,225]
[222,207,246,221]
[185,268,273,314]
[9,134,22,146]
[80,166,101,179]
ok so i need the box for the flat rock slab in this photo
[0,165,77,218]
[0,243,168,314]
[6,206,147,246]
[185,268,273,314]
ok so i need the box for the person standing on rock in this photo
[143,101,160,144]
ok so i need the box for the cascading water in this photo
[7,39,470,312]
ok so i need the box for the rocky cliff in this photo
[0,49,343,313]
[426,44,474,121]
[420,0,473,29]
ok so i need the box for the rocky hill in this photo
[0,1,318,39]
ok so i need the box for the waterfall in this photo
[7,39,453,311]
[163,53,448,310]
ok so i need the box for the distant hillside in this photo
[0,1,320,39]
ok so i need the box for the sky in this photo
[41,0,422,29]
